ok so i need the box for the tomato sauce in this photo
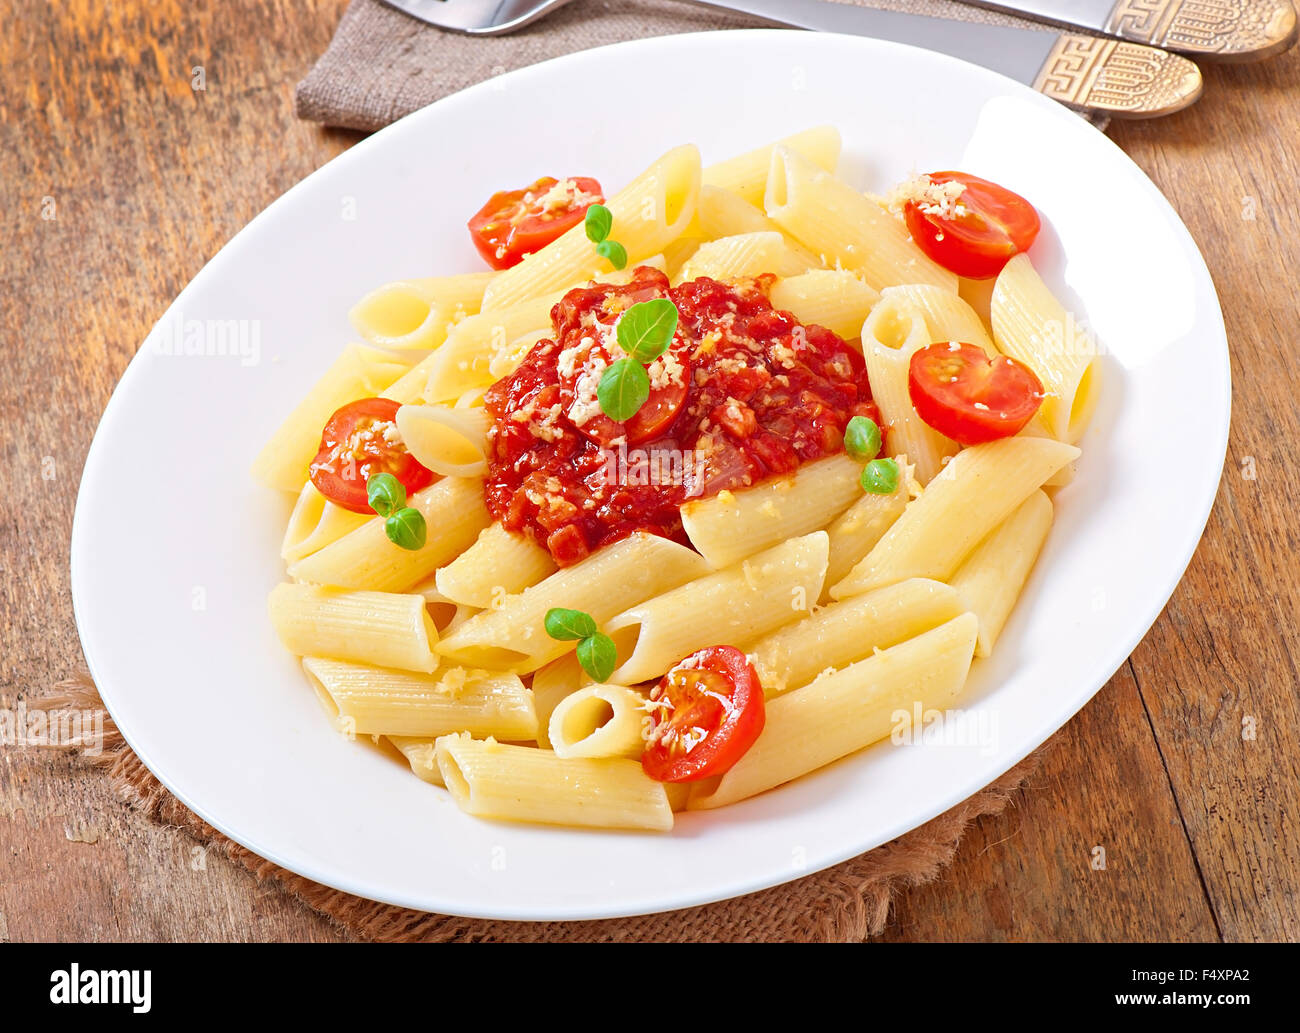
[483,267,878,566]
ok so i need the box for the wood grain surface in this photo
[2,0,1296,941]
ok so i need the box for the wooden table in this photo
[3,0,1297,942]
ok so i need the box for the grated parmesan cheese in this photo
[885,174,968,220]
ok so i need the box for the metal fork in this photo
[381,0,572,33]
[380,0,1204,118]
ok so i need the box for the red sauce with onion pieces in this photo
[483,267,879,566]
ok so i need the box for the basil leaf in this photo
[576,633,618,683]
[615,298,678,363]
[597,358,651,422]
[844,416,882,460]
[584,204,613,244]
[366,472,406,518]
[384,507,427,550]
[544,607,597,642]
[860,458,900,495]
[596,239,627,270]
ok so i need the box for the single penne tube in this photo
[882,283,997,357]
[435,533,711,673]
[959,274,995,327]
[702,126,841,207]
[250,344,411,492]
[348,272,493,351]
[434,522,557,608]
[991,253,1102,444]
[747,578,966,695]
[604,532,829,685]
[950,489,1054,657]
[822,482,909,593]
[281,481,371,564]
[395,403,491,478]
[690,613,979,809]
[764,146,957,293]
[768,269,880,340]
[862,294,959,485]
[405,577,480,634]
[547,683,648,759]
[414,295,556,403]
[387,736,444,786]
[481,145,701,310]
[674,231,808,284]
[680,453,863,569]
[288,477,490,592]
[302,657,538,739]
[831,437,1078,598]
[435,734,673,831]
[530,652,589,750]
[268,583,439,673]
[695,184,822,267]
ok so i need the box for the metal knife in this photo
[384,0,1203,118]
[957,0,1297,62]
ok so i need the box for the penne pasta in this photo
[882,283,996,357]
[302,657,537,739]
[251,344,411,492]
[435,533,711,673]
[395,404,491,478]
[690,613,979,809]
[435,734,673,831]
[765,146,957,292]
[414,295,556,403]
[747,578,966,695]
[822,482,909,594]
[530,652,589,750]
[481,145,701,310]
[258,132,1106,830]
[674,231,808,284]
[991,253,1102,444]
[348,272,493,351]
[695,184,822,267]
[680,453,864,569]
[702,126,841,207]
[861,294,959,485]
[288,477,490,592]
[831,437,1078,598]
[434,522,556,608]
[547,683,648,759]
[768,269,880,340]
[604,532,829,685]
[950,489,1054,656]
[268,583,439,673]
[281,481,371,564]
[388,736,445,786]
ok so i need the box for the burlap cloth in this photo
[50,672,1055,940]
[296,0,1108,131]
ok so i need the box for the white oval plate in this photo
[71,30,1229,921]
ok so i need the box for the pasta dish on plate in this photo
[254,127,1100,832]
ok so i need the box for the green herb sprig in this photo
[584,204,627,270]
[545,606,618,682]
[595,298,680,423]
[366,472,427,550]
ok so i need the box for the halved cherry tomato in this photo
[902,172,1040,280]
[556,333,690,447]
[642,646,765,783]
[309,398,435,513]
[468,176,604,271]
[908,342,1044,445]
